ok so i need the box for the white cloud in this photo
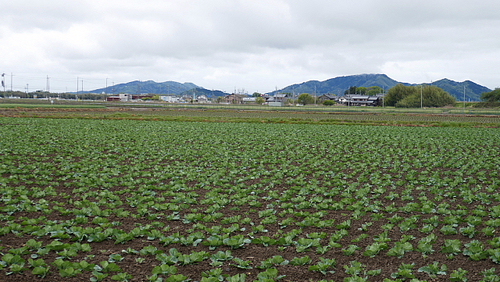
[1,0,499,93]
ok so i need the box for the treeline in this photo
[0,91,107,100]
[344,86,385,96]
[384,84,456,108]
[475,88,500,107]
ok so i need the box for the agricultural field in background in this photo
[1,105,499,128]
[0,117,500,281]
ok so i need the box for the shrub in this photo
[323,100,336,106]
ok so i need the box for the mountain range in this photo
[268,74,490,102]
[82,74,491,101]
[86,80,199,96]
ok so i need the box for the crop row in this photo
[0,117,500,281]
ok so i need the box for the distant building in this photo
[266,93,291,106]
[336,94,384,106]
[224,94,247,104]
[107,93,132,102]
[274,93,291,103]
[106,93,154,102]
[196,95,209,103]
[317,94,337,102]
[242,97,257,103]
[161,95,181,103]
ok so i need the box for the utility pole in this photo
[314,85,317,105]
[382,87,385,107]
[1,73,5,92]
[463,85,466,113]
[420,84,423,109]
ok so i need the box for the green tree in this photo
[323,100,336,106]
[252,92,262,97]
[481,89,500,102]
[367,86,384,96]
[356,87,367,94]
[422,86,456,107]
[255,97,266,105]
[345,86,362,95]
[298,93,315,105]
[385,84,417,106]
[386,84,456,108]
[344,86,382,95]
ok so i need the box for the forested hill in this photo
[268,74,491,101]
[81,80,200,95]
[431,78,490,102]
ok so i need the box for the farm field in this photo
[0,117,500,281]
[1,106,500,127]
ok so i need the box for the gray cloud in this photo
[1,0,499,93]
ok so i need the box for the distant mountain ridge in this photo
[430,78,489,102]
[81,80,201,96]
[267,74,398,96]
[268,74,490,101]
[84,80,229,97]
[82,74,491,101]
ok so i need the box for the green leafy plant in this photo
[416,233,437,256]
[450,268,469,282]
[152,264,178,276]
[91,271,109,282]
[460,225,477,238]
[343,260,381,279]
[309,258,336,275]
[464,240,488,261]
[200,268,225,281]
[94,261,122,273]
[290,256,312,266]
[164,274,190,282]
[231,258,253,270]
[223,235,251,249]
[226,273,246,282]
[111,272,133,281]
[391,263,416,279]
[481,268,500,282]
[295,238,321,252]
[418,261,448,279]
[343,245,360,256]
[387,241,413,258]
[255,268,285,281]
[258,255,289,269]
[488,248,500,264]
[442,239,462,258]
[363,242,388,257]
[252,236,277,247]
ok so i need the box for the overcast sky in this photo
[1,0,499,94]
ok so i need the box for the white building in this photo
[161,96,181,103]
